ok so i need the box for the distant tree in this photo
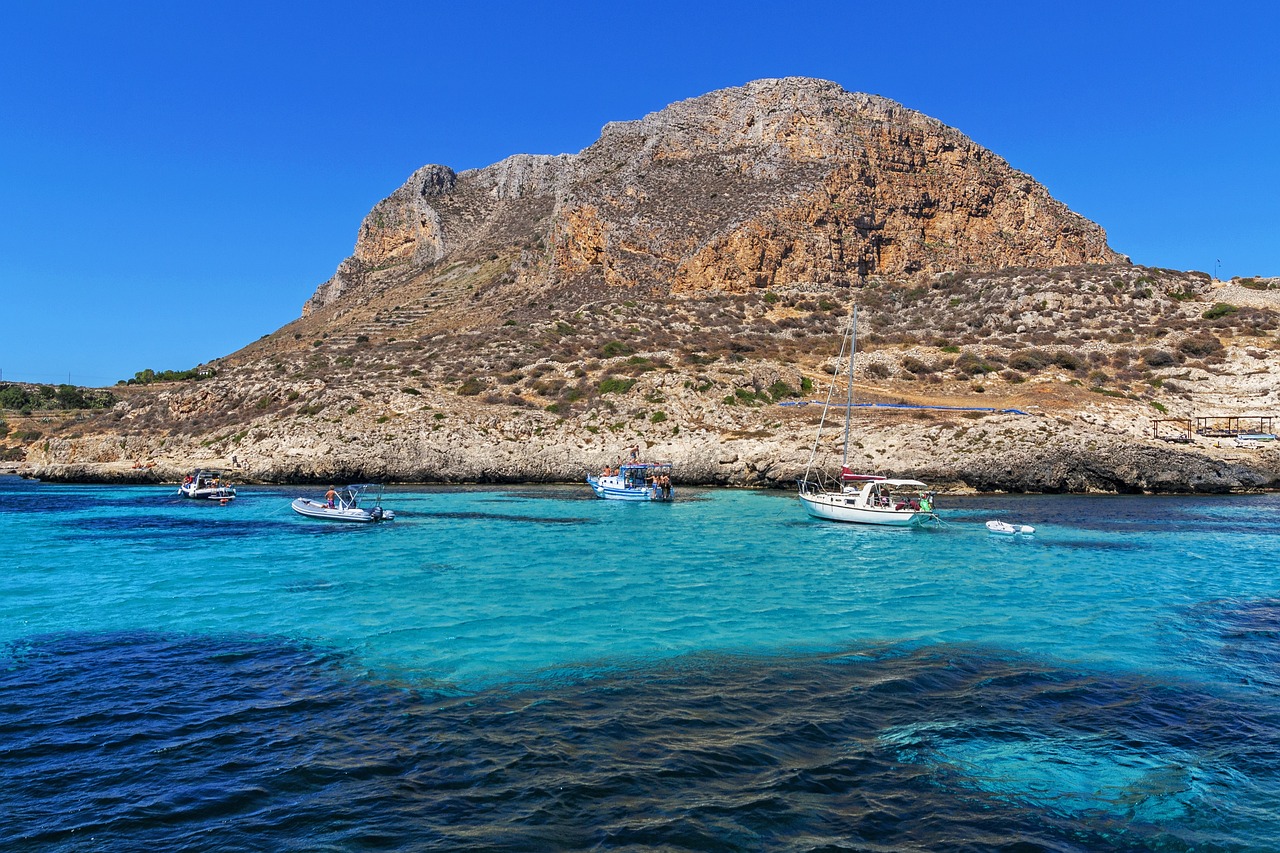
[119,367,206,385]
[55,384,87,409]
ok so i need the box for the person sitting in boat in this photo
[325,486,337,508]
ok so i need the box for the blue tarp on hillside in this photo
[778,401,1030,415]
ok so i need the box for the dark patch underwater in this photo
[2,631,1274,852]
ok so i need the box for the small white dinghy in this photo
[986,519,1035,536]
[292,484,394,523]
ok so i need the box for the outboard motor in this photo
[370,507,383,521]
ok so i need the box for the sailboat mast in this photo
[800,299,854,483]
[841,305,857,467]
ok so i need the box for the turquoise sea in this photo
[2,474,1278,850]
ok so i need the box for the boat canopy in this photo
[620,462,672,472]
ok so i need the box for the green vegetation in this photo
[1202,303,1238,320]
[601,340,633,358]
[954,352,997,376]
[766,380,800,401]
[0,383,116,411]
[598,376,636,395]
[118,367,211,386]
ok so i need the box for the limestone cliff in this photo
[10,81,1278,496]
[304,78,1122,314]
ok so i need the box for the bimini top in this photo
[868,478,929,488]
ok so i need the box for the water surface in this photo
[2,477,1278,849]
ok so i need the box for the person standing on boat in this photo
[325,486,337,508]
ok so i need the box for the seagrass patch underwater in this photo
[1,477,1278,850]
[4,632,1278,850]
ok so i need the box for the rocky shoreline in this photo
[10,406,1279,495]
[5,80,1277,497]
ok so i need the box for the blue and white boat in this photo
[587,462,674,501]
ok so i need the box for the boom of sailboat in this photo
[796,304,939,527]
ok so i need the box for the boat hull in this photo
[986,520,1035,535]
[798,491,922,526]
[179,485,236,500]
[586,475,671,501]
[291,498,393,523]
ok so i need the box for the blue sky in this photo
[2,1,1277,387]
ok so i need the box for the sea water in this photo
[2,475,1278,850]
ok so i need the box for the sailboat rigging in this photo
[796,304,937,526]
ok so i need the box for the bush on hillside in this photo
[0,383,116,411]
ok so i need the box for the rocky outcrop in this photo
[304,78,1123,313]
[10,83,1276,497]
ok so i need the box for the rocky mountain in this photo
[4,78,1278,493]
[305,78,1122,316]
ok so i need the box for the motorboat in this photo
[178,469,236,501]
[291,484,395,523]
[587,460,674,501]
[796,304,937,526]
[986,519,1035,536]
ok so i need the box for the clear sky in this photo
[2,1,1277,387]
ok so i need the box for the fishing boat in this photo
[985,519,1035,536]
[587,460,674,501]
[178,469,237,501]
[796,304,936,526]
[291,484,395,523]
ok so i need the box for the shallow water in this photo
[2,476,1278,850]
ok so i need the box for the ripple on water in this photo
[2,632,1277,851]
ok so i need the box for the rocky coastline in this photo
[4,79,1277,496]
[10,393,1280,495]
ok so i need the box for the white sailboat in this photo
[796,304,936,526]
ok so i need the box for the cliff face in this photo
[13,79,1276,496]
[304,77,1122,314]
